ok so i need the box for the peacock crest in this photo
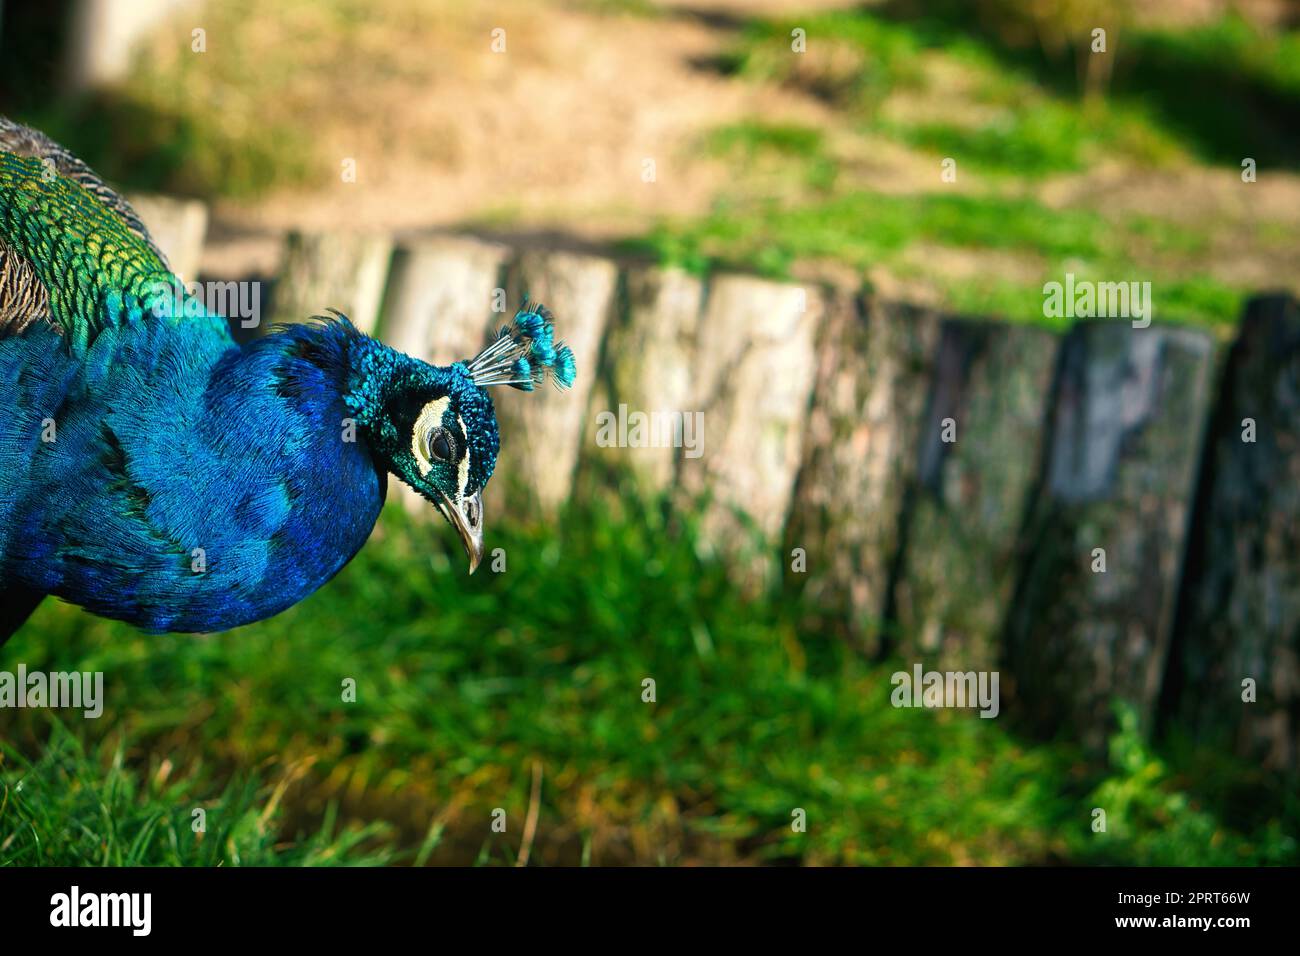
[465,300,577,392]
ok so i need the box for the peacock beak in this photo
[438,489,484,574]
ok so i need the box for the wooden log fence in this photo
[134,196,1299,769]
[1170,295,1300,772]
[785,294,941,655]
[894,319,1059,672]
[1005,322,1217,752]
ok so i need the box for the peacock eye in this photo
[428,427,453,462]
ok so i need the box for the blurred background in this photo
[0,0,1297,866]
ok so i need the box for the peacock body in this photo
[0,119,573,639]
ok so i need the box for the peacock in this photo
[0,117,575,642]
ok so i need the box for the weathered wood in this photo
[379,235,512,517]
[682,275,823,582]
[893,320,1059,671]
[380,235,511,363]
[1171,295,1300,772]
[785,293,941,654]
[270,232,393,335]
[587,266,704,493]
[127,194,208,282]
[493,251,618,515]
[1005,321,1216,750]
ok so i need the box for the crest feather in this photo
[466,301,576,392]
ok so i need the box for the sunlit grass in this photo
[2,499,1293,865]
[623,190,1247,328]
[626,6,1291,327]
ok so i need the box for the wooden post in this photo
[379,235,511,363]
[493,250,618,516]
[1005,321,1217,751]
[1171,295,1300,772]
[785,293,941,654]
[893,320,1059,670]
[682,274,824,585]
[587,266,704,494]
[270,232,393,335]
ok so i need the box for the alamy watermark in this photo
[147,278,263,329]
[0,665,103,718]
[50,886,150,936]
[891,663,999,719]
[1042,273,1151,328]
[593,404,704,459]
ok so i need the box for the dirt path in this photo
[201,1,850,275]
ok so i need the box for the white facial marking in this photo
[412,397,452,477]
[456,414,471,499]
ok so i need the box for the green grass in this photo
[579,0,665,17]
[726,9,1188,175]
[625,192,1102,270]
[1,725,395,865]
[622,191,1246,328]
[702,121,838,192]
[2,499,1294,866]
[872,3,1300,168]
[1140,14,1300,98]
[723,10,928,114]
[608,7,1275,330]
[888,99,1184,177]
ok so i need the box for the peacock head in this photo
[345,303,575,572]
